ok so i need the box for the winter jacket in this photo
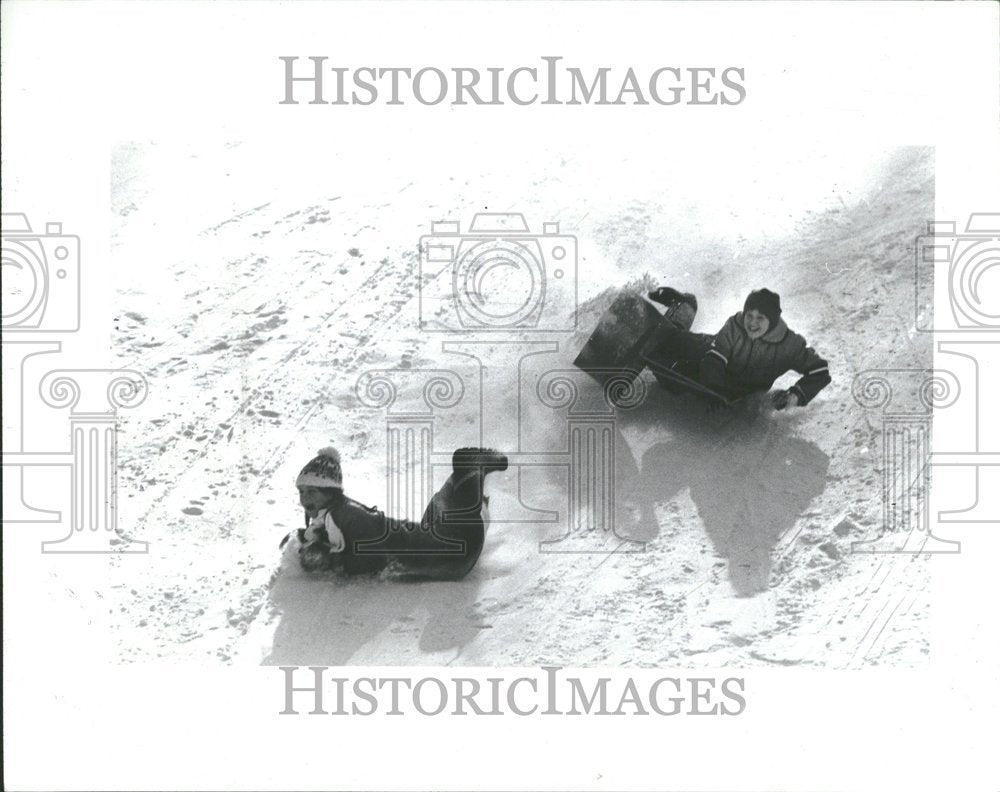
[321,497,412,576]
[294,491,487,579]
[699,313,830,403]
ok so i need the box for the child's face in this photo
[743,309,770,340]
[298,485,334,516]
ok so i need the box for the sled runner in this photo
[641,362,739,406]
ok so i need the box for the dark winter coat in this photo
[324,497,407,576]
[699,313,830,403]
[289,475,490,580]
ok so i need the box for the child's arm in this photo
[787,344,831,405]
[699,314,740,392]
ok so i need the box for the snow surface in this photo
[107,141,933,667]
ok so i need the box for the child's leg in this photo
[403,449,508,580]
[403,512,487,581]
[640,323,714,369]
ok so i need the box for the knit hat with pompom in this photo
[296,447,343,489]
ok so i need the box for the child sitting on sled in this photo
[641,286,831,408]
[282,446,508,580]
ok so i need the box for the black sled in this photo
[572,290,739,407]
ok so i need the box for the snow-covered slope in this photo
[108,142,933,667]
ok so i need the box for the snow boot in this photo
[648,286,697,312]
[452,447,509,476]
[648,287,698,331]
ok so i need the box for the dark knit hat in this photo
[296,447,343,489]
[743,289,782,329]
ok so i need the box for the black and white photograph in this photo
[3,2,998,790]
[107,140,935,668]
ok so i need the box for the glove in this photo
[300,541,333,572]
[772,389,800,410]
[648,286,685,307]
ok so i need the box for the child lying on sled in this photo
[281,446,509,580]
[641,287,831,408]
